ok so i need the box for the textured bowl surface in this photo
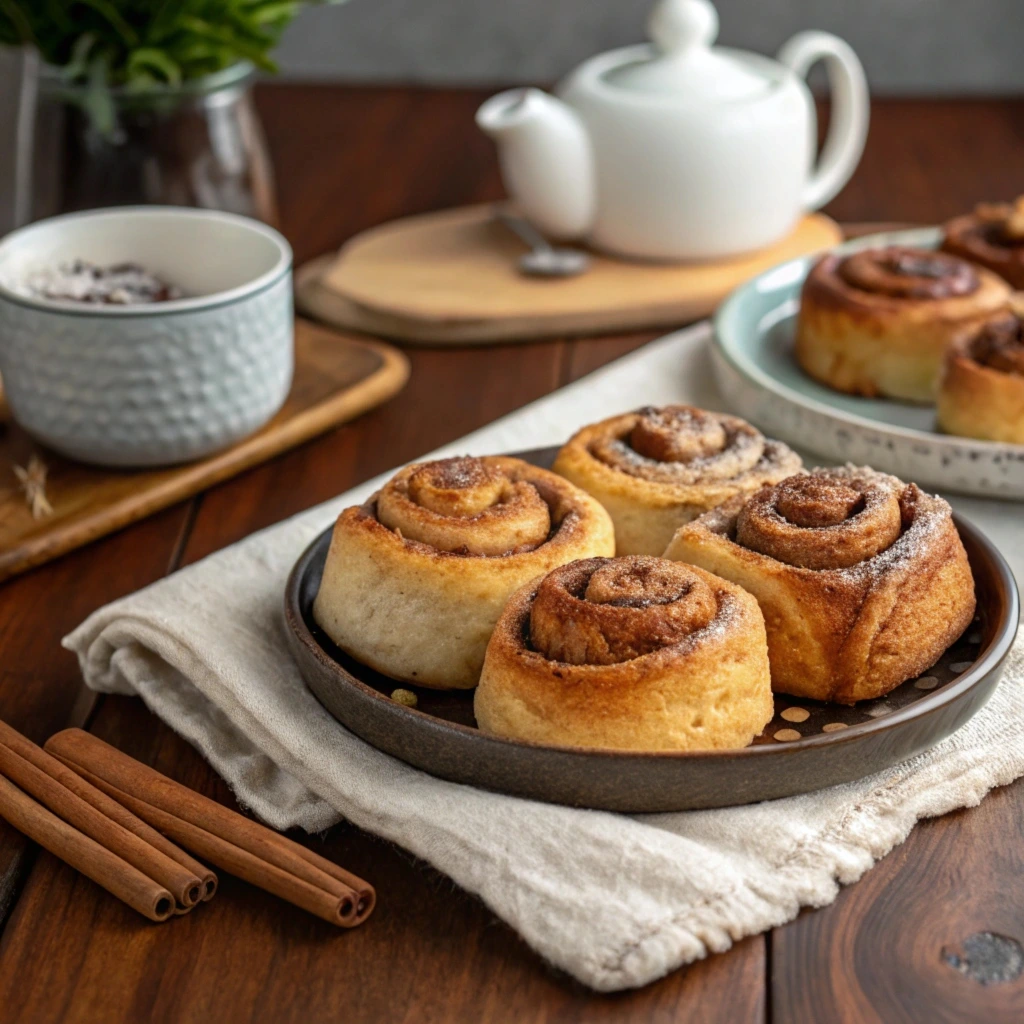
[283,448,1019,813]
[0,207,293,467]
[713,227,1024,499]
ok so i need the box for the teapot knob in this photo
[648,0,719,55]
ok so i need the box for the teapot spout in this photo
[476,88,595,240]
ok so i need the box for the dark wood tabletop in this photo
[1,87,1023,1023]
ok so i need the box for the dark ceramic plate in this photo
[284,448,1020,812]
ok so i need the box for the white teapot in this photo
[476,0,868,262]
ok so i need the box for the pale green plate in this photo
[711,227,1024,499]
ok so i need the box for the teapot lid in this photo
[607,0,769,101]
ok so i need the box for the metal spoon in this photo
[497,212,591,278]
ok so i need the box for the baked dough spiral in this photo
[474,556,773,751]
[937,308,1024,444]
[313,456,615,689]
[942,198,1024,289]
[796,246,1011,402]
[551,406,802,556]
[664,467,976,704]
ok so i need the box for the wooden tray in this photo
[295,203,843,345]
[284,447,1019,813]
[0,320,409,583]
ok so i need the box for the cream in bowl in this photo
[0,206,293,467]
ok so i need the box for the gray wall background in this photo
[275,0,1024,93]
[2,0,1024,230]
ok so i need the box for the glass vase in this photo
[17,61,278,227]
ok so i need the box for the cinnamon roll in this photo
[937,307,1024,444]
[313,456,615,689]
[474,556,773,751]
[942,198,1024,289]
[795,246,1011,402]
[551,406,801,556]
[664,467,976,704]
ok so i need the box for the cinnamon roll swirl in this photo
[551,406,801,556]
[474,556,772,751]
[942,198,1024,289]
[664,467,976,704]
[313,456,615,689]
[937,307,1024,444]
[796,246,1011,402]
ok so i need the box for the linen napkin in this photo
[65,324,1024,992]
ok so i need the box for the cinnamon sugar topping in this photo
[629,406,728,463]
[736,468,903,570]
[1006,197,1024,240]
[407,457,505,517]
[715,465,956,587]
[529,557,722,666]
[377,456,553,555]
[775,478,862,528]
[590,406,798,487]
[838,247,979,300]
[976,196,1024,241]
[969,313,1024,376]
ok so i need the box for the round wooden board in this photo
[283,448,1019,813]
[296,204,843,345]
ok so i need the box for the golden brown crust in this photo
[551,406,802,556]
[942,199,1024,290]
[474,557,773,751]
[664,467,977,704]
[795,247,1011,402]
[937,312,1024,444]
[313,456,615,689]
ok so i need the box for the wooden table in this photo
[0,89,1023,1023]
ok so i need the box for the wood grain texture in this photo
[0,89,1022,1022]
[302,205,841,344]
[0,322,408,583]
[772,783,1024,1023]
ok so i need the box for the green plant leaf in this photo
[77,0,140,48]
[1,0,338,84]
[147,1,190,41]
[61,32,100,82]
[127,46,182,85]
[0,0,35,45]
[178,15,278,71]
[84,48,118,137]
[247,2,301,22]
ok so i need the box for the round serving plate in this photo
[284,447,1019,813]
[712,227,1024,499]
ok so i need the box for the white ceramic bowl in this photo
[0,207,293,467]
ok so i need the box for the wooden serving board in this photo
[296,203,843,345]
[0,320,409,583]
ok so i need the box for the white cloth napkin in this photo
[65,325,1024,992]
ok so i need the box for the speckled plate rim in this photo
[284,466,1019,773]
[712,227,1024,473]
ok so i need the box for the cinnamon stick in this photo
[0,719,215,909]
[0,774,175,922]
[47,729,375,928]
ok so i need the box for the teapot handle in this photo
[778,31,869,211]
